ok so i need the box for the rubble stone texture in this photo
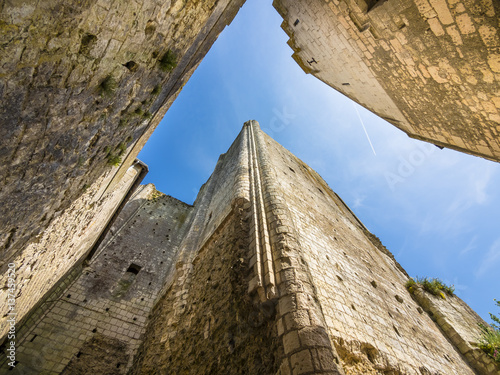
[2,122,497,374]
[0,0,245,270]
[0,161,147,339]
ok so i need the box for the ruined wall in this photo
[0,0,245,265]
[411,285,500,374]
[0,184,194,374]
[3,121,493,374]
[0,161,146,341]
[130,207,280,375]
[133,121,490,375]
[129,123,283,374]
[260,127,480,374]
[131,121,492,375]
[131,121,345,374]
[274,0,500,161]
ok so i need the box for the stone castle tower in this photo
[1,121,496,374]
[1,0,499,373]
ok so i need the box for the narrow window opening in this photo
[123,61,138,72]
[293,19,300,26]
[126,264,141,275]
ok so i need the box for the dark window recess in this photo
[307,57,317,65]
[126,264,141,275]
[357,0,385,12]
[123,61,138,72]
[342,83,350,86]
[293,19,300,26]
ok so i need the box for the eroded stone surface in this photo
[0,184,194,373]
[0,0,245,267]
[0,161,145,340]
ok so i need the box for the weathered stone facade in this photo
[274,0,500,161]
[0,0,244,270]
[0,184,194,373]
[1,0,499,373]
[0,160,147,340]
[0,0,243,347]
[3,122,497,374]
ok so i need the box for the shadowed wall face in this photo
[0,184,194,374]
[0,0,245,268]
[0,0,244,345]
[0,163,145,340]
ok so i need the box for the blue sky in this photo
[139,0,500,323]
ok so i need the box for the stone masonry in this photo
[132,122,499,374]
[2,2,499,354]
[0,0,243,346]
[0,184,194,374]
[0,160,147,340]
[5,121,495,374]
[1,0,499,373]
[274,0,500,161]
[0,0,244,274]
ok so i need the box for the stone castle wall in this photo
[0,0,244,270]
[1,0,498,371]
[0,161,146,341]
[130,121,346,374]
[259,129,481,373]
[0,184,194,374]
[274,0,500,161]
[2,122,495,374]
[129,122,492,374]
[0,0,244,345]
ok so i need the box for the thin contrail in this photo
[353,103,376,156]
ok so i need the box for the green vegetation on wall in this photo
[97,74,117,97]
[158,49,177,72]
[478,299,500,363]
[405,277,455,299]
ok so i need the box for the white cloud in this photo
[352,195,366,209]
[460,236,478,256]
[475,238,500,277]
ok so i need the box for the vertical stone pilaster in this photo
[247,120,345,375]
